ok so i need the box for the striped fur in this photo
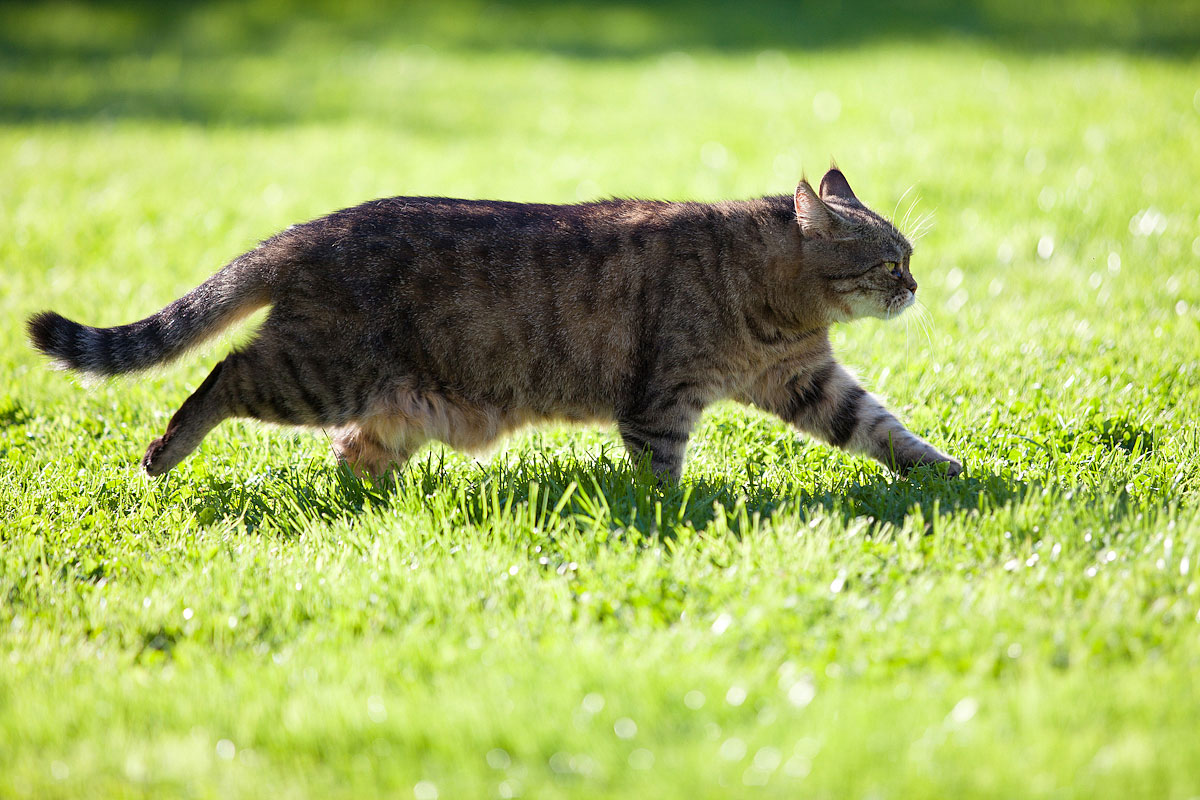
[27,168,961,480]
[744,355,959,476]
[27,251,275,377]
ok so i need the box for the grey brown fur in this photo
[27,168,962,480]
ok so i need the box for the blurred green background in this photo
[4,0,1199,141]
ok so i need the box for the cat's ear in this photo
[819,168,862,207]
[794,179,838,238]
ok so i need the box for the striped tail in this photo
[26,252,273,377]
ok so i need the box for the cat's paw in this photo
[142,435,172,477]
[898,455,963,479]
[893,452,963,479]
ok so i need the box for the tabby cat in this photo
[27,168,962,481]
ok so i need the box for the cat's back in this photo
[273,194,711,313]
[304,194,681,253]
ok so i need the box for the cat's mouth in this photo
[885,291,916,317]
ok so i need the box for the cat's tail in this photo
[26,248,275,378]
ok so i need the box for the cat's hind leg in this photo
[332,384,527,478]
[331,421,423,479]
[142,358,236,476]
[142,343,352,476]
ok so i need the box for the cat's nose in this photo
[905,277,918,293]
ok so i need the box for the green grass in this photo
[3,1,1200,797]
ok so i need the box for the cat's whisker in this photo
[901,193,923,233]
[910,299,927,336]
[904,310,912,370]
[891,184,916,225]
[907,211,936,243]
[909,208,934,231]
[913,300,936,353]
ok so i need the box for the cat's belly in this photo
[361,373,615,455]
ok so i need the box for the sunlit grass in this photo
[2,1,1200,797]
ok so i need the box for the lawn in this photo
[2,1,1200,797]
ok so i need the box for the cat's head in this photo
[794,168,916,322]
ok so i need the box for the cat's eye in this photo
[883,261,902,278]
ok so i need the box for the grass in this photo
[3,1,1200,797]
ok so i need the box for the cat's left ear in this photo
[795,179,841,238]
[819,168,862,207]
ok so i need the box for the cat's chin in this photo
[857,304,911,322]
[838,292,915,323]
[881,293,916,320]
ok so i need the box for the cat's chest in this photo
[748,329,829,370]
[706,331,831,401]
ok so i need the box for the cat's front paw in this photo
[899,454,963,479]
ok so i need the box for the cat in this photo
[27,168,962,481]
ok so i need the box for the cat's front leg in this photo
[753,359,962,477]
[617,408,700,482]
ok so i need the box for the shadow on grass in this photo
[193,447,1029,540]
[0,0,1196,125]
[0,399,32,429]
